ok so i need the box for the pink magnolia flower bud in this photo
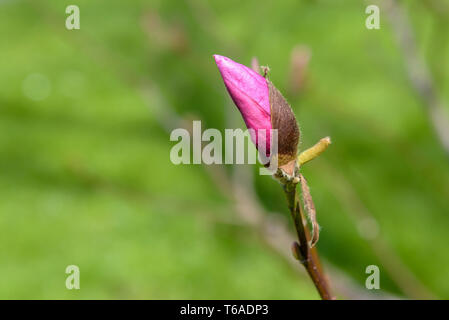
[214,54,300,170]
[214,54,272,155]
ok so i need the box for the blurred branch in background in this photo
[251,57,260,74]
[288,45,311,97]
[382,0,449,158]
[142,11,189,55]
[423,0,449,88]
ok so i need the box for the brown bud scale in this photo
[268,81,300,167]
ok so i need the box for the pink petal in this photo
[214,55,272,154]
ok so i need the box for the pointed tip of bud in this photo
[213,54,270,115]
[213,55,232,75]
[213,54,225,64]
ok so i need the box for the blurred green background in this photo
[1,0,449,299]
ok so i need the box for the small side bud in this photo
[261,66,270,78]
[291,241,303,261]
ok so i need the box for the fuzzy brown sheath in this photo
[268,81,300,170]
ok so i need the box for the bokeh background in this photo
[1,0,449,299]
